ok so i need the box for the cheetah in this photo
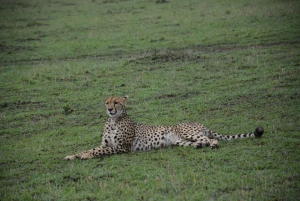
[64,96,264,160]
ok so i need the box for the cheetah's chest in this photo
[108,132,117,147]
[105,122,124,147]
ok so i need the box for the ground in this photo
[0,0,299,200]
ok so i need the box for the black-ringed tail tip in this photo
[254,127,264,137]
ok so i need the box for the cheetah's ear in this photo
[123,96,128,105]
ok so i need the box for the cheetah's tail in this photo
[209,127,264,140]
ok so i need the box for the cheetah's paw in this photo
[80,152,93,160]
[64,155,77,160]
[210,139,218,149]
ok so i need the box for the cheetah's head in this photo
[105,96,128,118]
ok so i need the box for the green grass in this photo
[1,0,300,200]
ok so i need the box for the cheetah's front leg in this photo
[63,152,93,160]
[64,155,77,160]
[64,146,129,160]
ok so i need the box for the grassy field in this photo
[1,0,300,200]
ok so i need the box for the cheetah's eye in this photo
[105,102,109,105]
[114,102,118,105]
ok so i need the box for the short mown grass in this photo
[1,0,300,200]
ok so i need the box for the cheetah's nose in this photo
[108,108,113,112]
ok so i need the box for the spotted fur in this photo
[64,96,264,160]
